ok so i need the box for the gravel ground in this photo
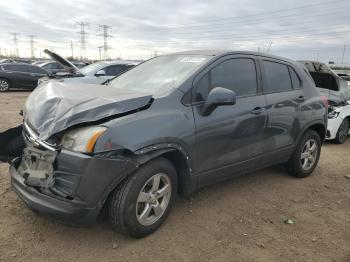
[0,91,349,262]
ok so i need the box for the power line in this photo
[161,0,349,29]
[98,25,112,60]
[119,6,350,37]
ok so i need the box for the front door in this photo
[192,56,268,177]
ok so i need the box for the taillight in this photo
[320,95,328,108]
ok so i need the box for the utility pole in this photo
[70,40,74,59]
[98,25,112,60]
[77,22,88,60]
[98,46,102,61]
[10,33,19,57]
[266,41,273,53]
[341,45,346,64]
[28,35,36,59]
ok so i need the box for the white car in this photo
[300,61,350,144]
[38,49,139,86]
[327,102,350,143]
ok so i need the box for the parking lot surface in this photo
[0,92,349,262]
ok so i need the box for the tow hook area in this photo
[18,146,57,188]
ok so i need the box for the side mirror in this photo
[201,87,236,116]
[95,70,106,76]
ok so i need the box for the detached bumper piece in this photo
[10,147,138,225]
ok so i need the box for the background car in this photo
[38,50,139,85]
[0,63,48,92]
[300,61,350,143]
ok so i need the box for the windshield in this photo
[108,54,210,95]
[80,62,104,75]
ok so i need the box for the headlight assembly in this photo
[328,106,340,119]
[61,126,107,153]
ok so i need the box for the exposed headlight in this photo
[328,106,340,119]
[61,126,107,153]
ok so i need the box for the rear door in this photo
[192,55,268,179]
[260,58,304,152]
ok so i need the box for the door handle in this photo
[251,107,265,115]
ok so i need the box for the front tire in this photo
[108,157,177,238]
[333,118,349,144]
[0,78,10,92]
[286,130,321,178]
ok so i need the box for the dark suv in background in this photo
[0,51,327,238]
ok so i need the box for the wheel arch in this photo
[308,123,326,144]
[132,143,196,197]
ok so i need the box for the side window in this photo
[30,66,47,74]
[4,64,19,71]
[195,73,210,102]
[104,65,126,76]
[263,61,292,93]
[14,65,30,73]
[289,67,301,89]
[195,58,257,102]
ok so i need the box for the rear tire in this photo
[108,157,177,238]
[0,78,10,92]
[333,118,349,144]
[286,130,321,178]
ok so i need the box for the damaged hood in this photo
[23,82,153,140]
[44,49,82,75]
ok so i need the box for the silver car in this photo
[38,49,139,85]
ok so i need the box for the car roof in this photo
[171,50,298,66]
[1,62,35,66]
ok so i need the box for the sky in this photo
[0,0,349,63]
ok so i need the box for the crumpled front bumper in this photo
[10,148,138,225]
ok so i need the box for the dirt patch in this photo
[0,92,349,262]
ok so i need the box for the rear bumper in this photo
[10,149,138,225]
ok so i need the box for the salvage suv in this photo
[0,51,327,238]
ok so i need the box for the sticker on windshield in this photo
[179,57,206,63]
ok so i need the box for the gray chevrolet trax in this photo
[0,51,327,238]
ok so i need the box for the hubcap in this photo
[136,173,172,226]
[0,80,9,91]
[300,138,318,171]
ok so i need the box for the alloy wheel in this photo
[0,80,9,92]
[136,173,172,226]
[300,138,318,171]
